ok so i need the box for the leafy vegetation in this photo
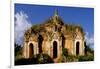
[61,46,94,62]
[31,24,40,31]
[15,43,22,56]
[15,53,54,65]
[15,46,94,65]
[62,48,68,57]
[64,24,84,36]
[15,43,23,61]
[78,55,94,61]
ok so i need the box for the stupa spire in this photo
[54,9,58,17]
[53,9,60,24]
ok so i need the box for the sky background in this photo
[14,4,94,49]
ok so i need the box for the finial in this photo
[53,9,59,24]
[54,9,58,16]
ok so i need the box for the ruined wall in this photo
[22,11,85,59]
[64,39,74,55]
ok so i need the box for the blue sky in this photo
[14,4,94,49]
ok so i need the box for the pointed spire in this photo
[54,9,58,17]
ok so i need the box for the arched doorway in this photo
[62,35,65,48]
[38,34,43,53]
[53,41,57,59]
[76,42,80,55]
[29,43,34,58]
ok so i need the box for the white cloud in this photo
[15,11,32,45]
[85,32,94,49]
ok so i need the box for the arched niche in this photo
[29,43,34,58]
[76,41,80,55]
[53,41,58,59]
[38,34,43,53]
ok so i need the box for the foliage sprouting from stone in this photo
[15,53,54,65]
[24,16,85,41]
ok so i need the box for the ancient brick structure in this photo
[23,10,85,61]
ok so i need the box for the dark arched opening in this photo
[84,41,87,54]
[76,42,80,55]
[38,34,43,53]
[62,34,65,48]
[29,43,34,58]
[53,41,57,59]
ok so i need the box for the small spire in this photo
[54,9,58,16]
[53,9,59,24]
